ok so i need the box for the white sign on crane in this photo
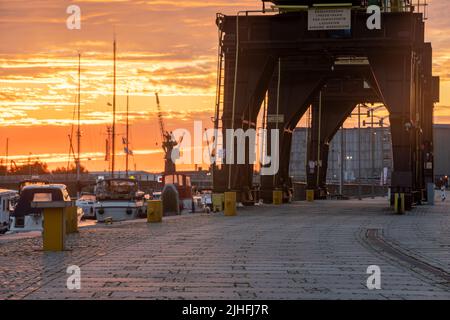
[308,8,351,31]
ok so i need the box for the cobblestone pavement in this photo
[0,196,449,300]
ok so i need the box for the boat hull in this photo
[9,214,43,232]
[8,209,83,233]
[76,201,96,219]
[94,200,146,222]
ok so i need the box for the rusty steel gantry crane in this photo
[212,0,439,213]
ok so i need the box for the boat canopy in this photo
[95,178,140,200]
[12,187,65,217]
[18,179,50,194]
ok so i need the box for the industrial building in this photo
[290,125,450,185]
[289,127,393,185]
[433,124,450,179]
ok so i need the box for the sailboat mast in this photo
[126,89,129,177]
[111,36,116,178]
[76,53,81,192]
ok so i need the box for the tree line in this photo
[0,161,88,175]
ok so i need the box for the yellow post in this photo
[31,201,72,251]
[394,193,398,212]
[394,193,405,214]
[147,200,163,223]
[65,206,78,234]
[212,193,224,212]
[224,191,236,216]
[400,193,405,213]
[273,190,282,205]
[43,207,66,251]
[306,189,315,202]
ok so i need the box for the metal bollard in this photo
[224,192,236,216]
[147,200,163,223]
[31,201,72,251]
[273,190,282,205]
[427,183,435,205]
[212,193,224,212]
[394,193,405,214]
[306,189,314,202]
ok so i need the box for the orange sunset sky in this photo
[0,0,449,173]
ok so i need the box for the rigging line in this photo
[273,57,281,187]
[67,134,76,180]
[67,93,78,171]
[228,11,241,190]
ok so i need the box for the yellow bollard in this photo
[394,193,405,214]
[31,201,72,251]
[212,193,224,212]
[43,208,66,251]
[147,200,163,223]
[394,193,399,213]
[273,190,283,205]
[224,192,236,216]
[65,206,78,234]
[306,189,315,202]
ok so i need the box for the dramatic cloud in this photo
[0,0,448,171]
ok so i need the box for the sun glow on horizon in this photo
[0,0,449,172]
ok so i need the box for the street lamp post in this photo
[350,105,367,200]
[352,104,386,200]
[363,105,388,199]
[362,109,376,199]
[371,109,375,199]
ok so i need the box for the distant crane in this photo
[154,93,192,216]
[204,129,216,172]
[10,160,18,172]
[155,92,166,145]
[154,92,183,175]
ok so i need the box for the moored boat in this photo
[9,184,83,233]
[76,192,96,219]
[0,189,18,234]
[18,178,49,194]
[162,173,195,215]
[93,177,146,222]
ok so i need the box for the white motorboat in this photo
[0,189,18,234]
[76,193,96,219]
[9,184,83,233]
[94,178,146,222]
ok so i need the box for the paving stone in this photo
[0,197,449,299]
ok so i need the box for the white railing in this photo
[262,1,429,18]
[380,1,428,19]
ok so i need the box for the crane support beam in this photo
[213,8,439,209]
